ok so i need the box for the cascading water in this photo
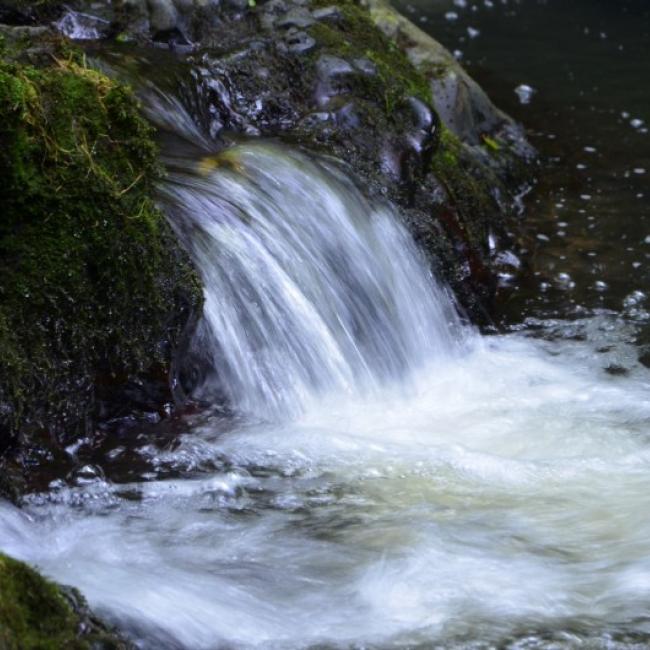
[161,143,463,418]
[3,99,650,649]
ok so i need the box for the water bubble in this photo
[631,118,645,129]
[583,146,597,153]
[445,11,459,21]
[623,291,646,309]
[593,281,608,292]
[633,168,646,175]
[467,26,481,38]
[514,84,535,105]
[555,272,576,289]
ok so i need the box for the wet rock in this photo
[0,33,202,482]
[56,9,110,40]
[334,101,360,129]
[0,0,64,25]
[362,0,534,157]
[353,56,378,76]
[0,553,134,649]
[312,5,342,22]
[283,29,316,54]
[315,54,355,106]
[275,6,315,29]
[148,0,180,34]
[316,53,355,78]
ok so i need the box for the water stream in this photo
[3,3,650,648]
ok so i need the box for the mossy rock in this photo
[0,553,131,649]
[0,36,202,461]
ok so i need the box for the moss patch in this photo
[0,553,129,649]
[0,43,201,449]
[308,0,431,114]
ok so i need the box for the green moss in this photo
[0,48,201,444]
[431,125,500,254]
[0,553,128,649]
[481,134,501,152]
[308,0,431,114]
[0,553,84,649]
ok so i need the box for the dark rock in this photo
[275,7,315,29]
[0,32,202,489]
[312,5,342,22]
[283,29,316,54]
[352,56,377,76]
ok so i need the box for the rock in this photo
[275,7,315,28]
[283,29,315,53]
[0,0,64,25]
[0,553,133,649]
[147,0,179,34]
[352,56,378,76]
[0,33,202,487]
[361,0,533,154]
[312,5,341,22]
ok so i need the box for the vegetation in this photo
[0,553,129,649]
[0,38,201,450]
[308,0,432,113]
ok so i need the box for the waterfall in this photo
[4,137,650,650]
[162,142,463,418]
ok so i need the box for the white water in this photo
[2,144,650,648]
[161,144,462,418]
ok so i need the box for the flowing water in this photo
[3,3,650,649]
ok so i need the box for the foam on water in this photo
[2,141,650,648]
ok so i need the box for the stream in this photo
[2,2,650,649]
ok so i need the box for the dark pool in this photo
[395,0,650,333]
